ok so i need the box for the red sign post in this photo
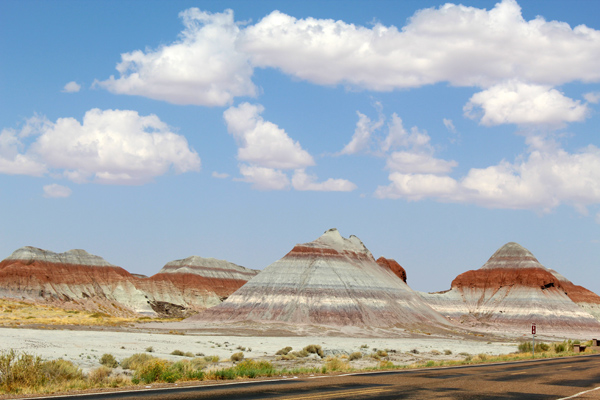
[532,323,536,358]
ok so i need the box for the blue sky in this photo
[2,0,600,294]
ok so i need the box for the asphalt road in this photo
[31,354,600,400]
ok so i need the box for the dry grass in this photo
[0,298,182,326]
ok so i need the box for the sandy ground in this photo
[0,326,519,373]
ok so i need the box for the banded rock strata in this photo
[549,269,600,322]
[0,247,258,317]
[138,256,259,316]
[192,228,452,330]
[0,246,153,316]
[420,242,600,334]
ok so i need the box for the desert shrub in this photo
[348,352,362,361]
[41,359,84,382]
[88,366,112,384]
[170,358,206,380]
[444,349,452,355]
[236,346,246,351]
[554,342,566,353]
[276,346,293,356]
[121,353,155,370]
[234,359,275,378]
[464,354,472,362]
[211,368,237,380]
[303,345,324,358]
[230,352,244,362]
[171,350,185,356]
[291,350,309,358]
[573,340,580,345]
[0,351,46,391]
[99,354,118,368]
[279,353,296,361]
[409,349,419,354]
[325,357,350,372]
[360,344,369,349]
[145,347,154,353]
[376,350,388,358]
[379,360,394,368]
[477,353,488,361]
[135,359,176,383]
[204,355,219,363]
[431,350,441,355]
[518,342,532,353]
[537,343,550,352]
[89,312,111,318]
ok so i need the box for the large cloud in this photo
[0,109,201,185]
[96,9,256,106]
[464,80,589,126]
[240,0,600,90]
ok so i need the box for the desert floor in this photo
[0,325,520,373]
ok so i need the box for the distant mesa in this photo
[0,246,257,318]
[420,242,600,334]
[190,228,451,330]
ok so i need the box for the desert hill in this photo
[420,242,600,335]
[191,228,452,330]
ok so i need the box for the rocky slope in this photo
[548,269,600,322]
[420,242,600,335]
[138,256,259,317]
[0,247,258,318]
[191,229,452,330]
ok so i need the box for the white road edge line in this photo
[557,385,600,400]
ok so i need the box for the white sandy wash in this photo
[0,327,517,373]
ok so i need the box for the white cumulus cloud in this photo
[240,0,600,90]
[584,92,600,104]
[292,169,356,192]
[0,109,200,185]
[464,80,589,126]
[376,136,600,213]
[212,171,229,179]
[96,9,256,106]
[223,103,314,169]
[339,111,384,155]
[238,164,290,191]
[43,184,72,198]
[62,81,81,93]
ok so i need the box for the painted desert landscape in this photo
[1,229,598,396]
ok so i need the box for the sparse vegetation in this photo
[444,349,452,355]
[348,352,362,361]
[230,352,244,362]
[276,346,293,356]
[145,347,154,353]
[99,354,118,368]
[303,344,324,358]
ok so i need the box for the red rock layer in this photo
[451,267,562,291]
[376,257,407,283]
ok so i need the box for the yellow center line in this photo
[278,387,391,400]
[511,372,527,375]
[562,366,573,368]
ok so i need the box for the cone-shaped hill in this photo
[190,229,452,330]
[420,242,600,334]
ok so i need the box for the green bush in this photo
[99,354,118,368]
